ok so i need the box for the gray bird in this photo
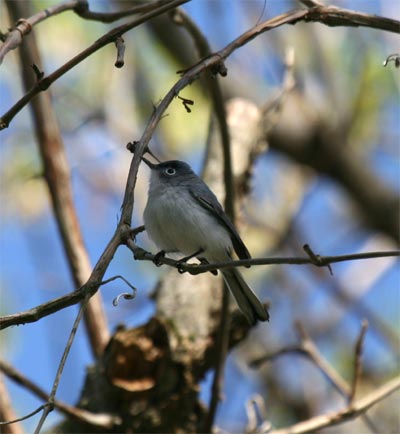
[143,159,269,325]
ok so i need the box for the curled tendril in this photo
[98,275,137,306]
[112,289,136,306]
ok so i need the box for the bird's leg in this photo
[153,250,166,267]
[176,248,204,273]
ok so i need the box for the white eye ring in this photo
[165,168,176,176]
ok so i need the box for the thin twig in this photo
[0,0,179,64]
[0,0,189,129]
[33,297,88,434]
[2,4,399,130]
[350,320,369,404]
[114,36,125,68]
[0,0,78,64]
[203,284,231,432]
[0,360,119,429]
[251,322,379,433]
[74,0,172,23]
[171,8,234,218]
[268,376,400,434]
[0,405,47,427]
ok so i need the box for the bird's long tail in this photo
[222,268,269,325]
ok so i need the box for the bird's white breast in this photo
[144,185,232,262]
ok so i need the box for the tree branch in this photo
[6,0,110,358]
[302,4,400,33]
[0,374,24,434]
[269,376,400,434]
[0,0,181,65]
[0,0,189,129]
[251,322,386,434]
[33,298,88,433]
[2,248,396,331]
[0,360,119,429]
[131,244,399,274]
[2,3,399,130]
[0,0,78,64]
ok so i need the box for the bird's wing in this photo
[190,191,251,260]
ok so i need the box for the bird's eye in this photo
[165,168,176,176]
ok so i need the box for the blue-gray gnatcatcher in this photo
[143,159,269,325]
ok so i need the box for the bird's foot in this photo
[199,258,218,276]
[153,250,166,267]
[176,249,204,274]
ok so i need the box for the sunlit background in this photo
[1,0,399,432]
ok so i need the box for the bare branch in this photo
[33,298,88,433]
[251,322,380,433]
[203,284,231,432]
[6,0,110,357]
[268,376,400,434]
[0,405,47,427]
[171,8,234,218]
[1,248,397,331]
[0,282,96,330]
[74,0,173,23]
[0,0,182,65]
[0,360,120,429]
[0,0,189,129]
[303,4,400,33]
[130,242,400,274]
[114,36,125,68]
[0,374,24,433]
[0,0,78,64]
[2,3,399,130]
[350,320,369,404]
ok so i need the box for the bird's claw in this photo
[175,258,188,274]
[153,250,166,267]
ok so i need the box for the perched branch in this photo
[131,242,399,274]
[1,248,397,331]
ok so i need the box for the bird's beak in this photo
[142,156,158,169]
